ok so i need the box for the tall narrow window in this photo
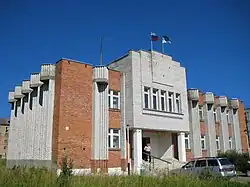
[168,92,174,112]
[108,129,120,149]
[175,93,181,113]
[214,109,217,122]
[229,137,232,149]
[108,90,120,109]
[199,106,203,120]
[160,90,166,111]
[226,110,229,124]
[112,91,119,109]
[216,136,220,150]
[185,134,190,149]
[152,88,158,110]
[144,87,150,109]
[201,135,206,150]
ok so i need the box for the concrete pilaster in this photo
[229,99,242,152]
[187,89,202,158]
[133,129,142,174]
[120,72,127,171]
[203,92,217,157]
[178,132,186,162]
[91,67,109,173]
[216,96,229,152]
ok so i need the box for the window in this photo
[195,160,207,167]
[207,159,219,166]
[160,91,166,111]
[4,140,8,143]
[4,146,7,150]
[229,137,232,149]
[108,90,120,109]
[199,106,203,120]
[201,135,206,150]
[152,89,158,110]
[183,161,195,169]
[144,87,150,109]
[219,158,232,165]
[5,127,9,136]
[226,110,229,124]
[108,129,120,149]
[214,110,217,122]
[175,93,181,113]
[216,136,220,150]
[168,92,174,112]
[185,134,190,149]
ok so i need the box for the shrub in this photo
[57,155,73,187]
[218,150,250,173]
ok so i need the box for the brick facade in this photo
[52,60,122,169]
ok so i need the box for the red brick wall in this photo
[108,70,121,168]
[52,61,123,169]
[239,101,248,152]
[52,60,93,168]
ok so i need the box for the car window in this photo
[183,161,195,168]
[207,159,219,166]
[219,158,232,165]
[195,159,207,167]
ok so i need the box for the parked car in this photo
[171,157,236,177]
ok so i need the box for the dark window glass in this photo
[219,159,232,165]
[207,159,219,166]
[195,160,207,167]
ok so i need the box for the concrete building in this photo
[6,50,248,174]
[245,108,250,147]
[186,90,249,160]
[0,118,10,159]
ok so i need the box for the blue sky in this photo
[0,0,250,118]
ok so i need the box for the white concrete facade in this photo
[108,50,189,173]
[7,64,55,168]
[187,89,243,158]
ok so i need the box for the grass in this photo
[0,159,249,187]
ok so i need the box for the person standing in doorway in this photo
[144,143,152,162]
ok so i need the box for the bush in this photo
[218,150,250,173]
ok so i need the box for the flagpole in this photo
[100,37,103,65]
[150,33,153,52]
[161,38,164,54]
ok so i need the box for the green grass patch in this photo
[0,167,249,187]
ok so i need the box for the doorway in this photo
[142,137,150,161]
[172,133,179,159]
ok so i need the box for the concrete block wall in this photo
[7,65,55,168]
[187,89,248,160]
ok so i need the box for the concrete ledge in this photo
[216,96,228,107]
[6,159,56,169]
[8,91,16,103]
[21,80,33,93]
[187,89,199,101]
[14,86,24,99]
[204,92,214,104]
[229,99,239,109]
[40,64,56,80]
[30,73,43,87]
[92,66,108,83]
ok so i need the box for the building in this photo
[245,108,250,147]
[186,90,249,161]
[6,50,248,174]
[0,118,9,159]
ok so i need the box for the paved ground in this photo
[230,176,250,184]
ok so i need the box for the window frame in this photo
[160,90,167,111]
[152,88,159,110]
[199,106,203,120]
[216,136,220,150]
[144,87,150,109]
[168,91,174,112]
[201,135,206,150]
[175,93,181,113]
[229,137,232,149]
[185,134,190,149]
[108,129,121,149]
[214,109,217,122]
[226,109,230,124]
[108,90,120,109]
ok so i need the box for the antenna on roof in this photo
[100,37,103,66]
